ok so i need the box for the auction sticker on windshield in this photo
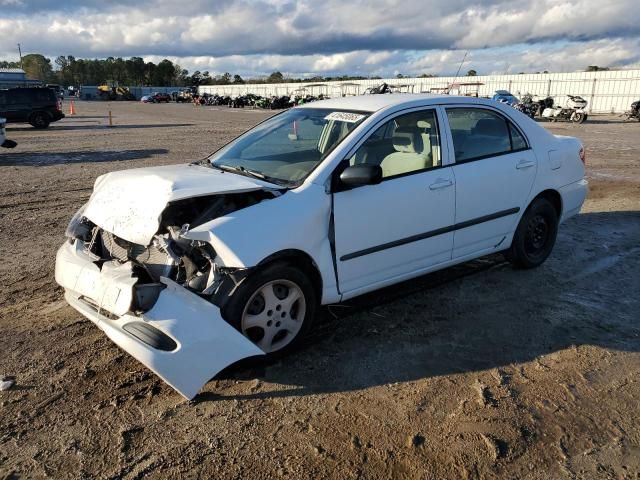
[325,112,366,123]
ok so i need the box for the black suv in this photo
[0,87,65,129]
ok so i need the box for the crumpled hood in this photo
[83,163,276,245]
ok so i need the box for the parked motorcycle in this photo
[513,97,537,119]
[542,95,588,123]
[520,94,554,117]
[624,100,640,121]
[364,83,393,94]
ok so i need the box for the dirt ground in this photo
[0,101,639,480]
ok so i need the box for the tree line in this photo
[0,54,386,87]
[0,53,613,87]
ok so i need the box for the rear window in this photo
[36,89,56,102]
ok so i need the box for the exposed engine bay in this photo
[68,190,278,313]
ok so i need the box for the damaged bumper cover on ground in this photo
[55,241,264,400]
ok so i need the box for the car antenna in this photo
[447,51,468,95]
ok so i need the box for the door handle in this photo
[516,160,535,169]
[429,179,453,190]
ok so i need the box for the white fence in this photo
[199,69,640,114]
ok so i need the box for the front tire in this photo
[222,262,317,357]
[506,198,558,269]
[30,112,50,129]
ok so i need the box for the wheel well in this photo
[531,189,562,218]
[257,250,323,299]
[29,110,50,120]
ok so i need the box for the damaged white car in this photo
[56,94,588,399]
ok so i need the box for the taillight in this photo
[579,146,586,165]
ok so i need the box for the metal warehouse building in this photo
[0,68,41,88]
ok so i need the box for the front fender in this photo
[184,183,340,303]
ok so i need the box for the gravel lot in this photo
[1,101,639,479]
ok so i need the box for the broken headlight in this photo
[65,203,92,242]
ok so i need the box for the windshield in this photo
[208,108,369,186]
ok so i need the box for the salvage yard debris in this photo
[0,376,15,391]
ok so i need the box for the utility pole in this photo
[17,43,23,70]
[447,51,468,94]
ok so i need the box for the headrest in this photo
[473,118,505,137]
[392,127,423,153]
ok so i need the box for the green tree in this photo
[153,59,177,86]
[21,54,54,81]
[126,57,146,85]
[466,69,477,76]
[267,71,285,83]
[0,60,20,68]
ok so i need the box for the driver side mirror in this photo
[339,164,383,187]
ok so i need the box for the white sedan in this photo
[56,94,588,399]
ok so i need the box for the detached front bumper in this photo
[55,241,264,400]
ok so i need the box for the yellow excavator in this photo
[97,82,135,101]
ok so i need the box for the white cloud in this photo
[0,0,639,77]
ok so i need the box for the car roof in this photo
[296,93,499,113]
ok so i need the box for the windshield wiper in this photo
[210,163,294,187]
[215,164,269,180]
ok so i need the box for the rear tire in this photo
[29,112,50,129]
[221,261,317,358]
[506,198,558,269]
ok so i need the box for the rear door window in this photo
[6,91,30,105]
[446,108,528,163]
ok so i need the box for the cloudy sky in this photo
[1,0,639,77]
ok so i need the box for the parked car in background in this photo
[56,94,588,399]
[45,84,65,101]
[0,87,65,128]
[140,95,153,103]
[492,90,519,106]
[151,92,172,103]
[174,90,192,102]
[1,117,17,148]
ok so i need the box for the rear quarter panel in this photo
[529,130,586,220]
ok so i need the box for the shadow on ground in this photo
[7,123,193,132]
[0,148,169,166]
[198,210,640,402]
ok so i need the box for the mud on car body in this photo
[56,95,588,399]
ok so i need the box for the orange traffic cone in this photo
[69,101,76,115]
